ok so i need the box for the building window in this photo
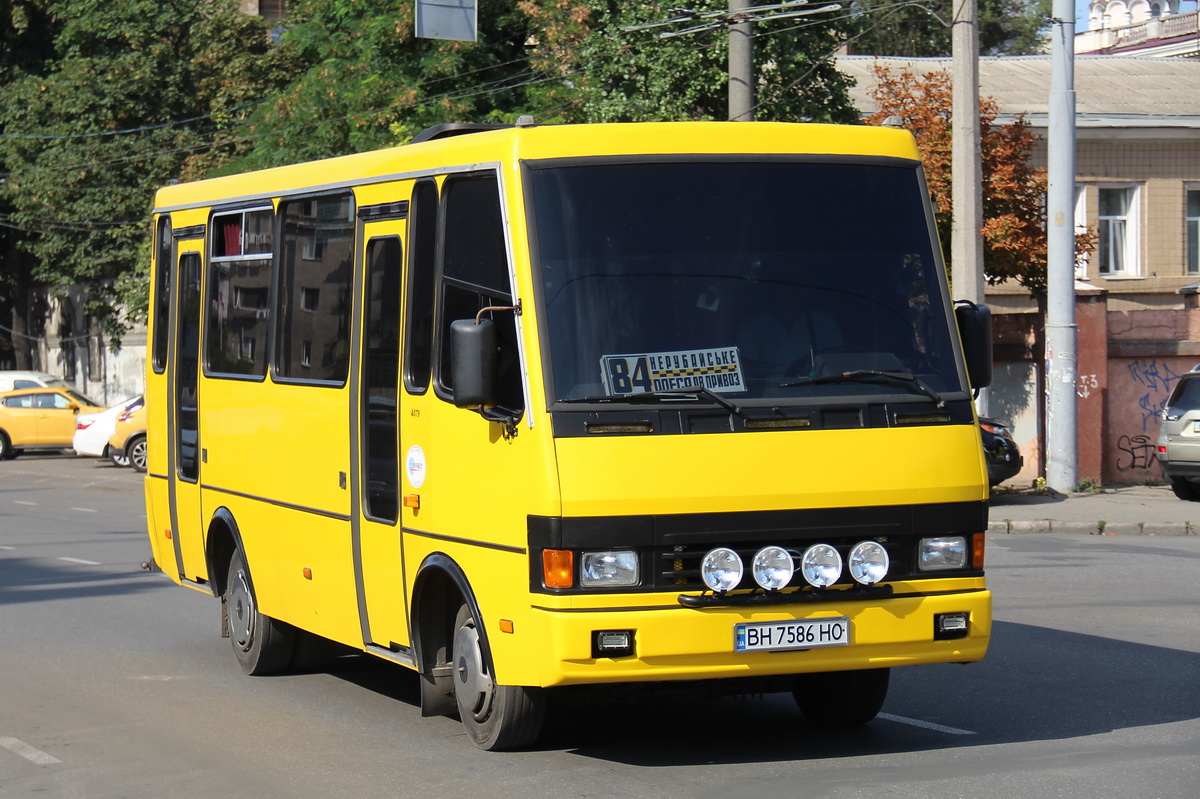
[1074,185,1088,279]
[1098,186,1138,276]
[1187,189,1200,276]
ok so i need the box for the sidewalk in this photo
[987,484,1200,535]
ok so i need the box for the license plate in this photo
[734,617,850,652]
[1193,420,1200,433]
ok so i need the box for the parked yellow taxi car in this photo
[108,402,147,472]
[0,387,105,460]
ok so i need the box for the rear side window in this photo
[275,194,355,383]
[207,208,273,378]
[1168,375,1200,412]
[152,216,172,373]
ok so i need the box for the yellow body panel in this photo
[143,122,991,699]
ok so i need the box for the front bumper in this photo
[527,579,990,687]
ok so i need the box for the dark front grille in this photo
[527,501,987,595]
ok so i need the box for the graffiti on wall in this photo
[1116,434,1155,470]
[1126,359,1182,434]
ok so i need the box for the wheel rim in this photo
[130,440,147,470]
[228,568,256,652]
[453,620,495,723]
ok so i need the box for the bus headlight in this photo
[848,540,889,586]
[752,545,795,590]
[800,544,842,588]
[918,536,968,570]
[701,547,743,593]
[580,551,639,587]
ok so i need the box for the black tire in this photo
[793,668,890,727]
[108,444,130,468]
[126,434,147,473]
[226,549,295,675]
[1169,477,1200,501]
[0,431,12,460]
[451,603,545,750]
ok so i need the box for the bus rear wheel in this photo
[793,668,890,727]
[451,603,544,750]
[226,549,295,675]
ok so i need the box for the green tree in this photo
[1,0,57,366]
[867,65,1093,293]
[0,0,285,341]
[848,0,1050,57]
[564,1,859,123]
[222,0,573,173]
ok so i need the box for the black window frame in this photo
[431,171,524,417]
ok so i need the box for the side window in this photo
[207,208,273,377]
[13,379,37,389]
[435,173,523,413]
[276,194,355,383]
[152,216,172,372]
[404,179,438,394]
[363,237,403,523]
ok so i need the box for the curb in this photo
[987,520,1198,536]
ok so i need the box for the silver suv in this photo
[1157,364,1200,500]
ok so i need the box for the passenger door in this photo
[167,247,207,583]
[352,217,410,655]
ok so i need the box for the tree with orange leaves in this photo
[867,65,1092,294]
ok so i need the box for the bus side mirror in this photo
[450,317,496,409]
[954,302,993,390]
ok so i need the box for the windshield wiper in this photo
[558,386,744,416]
[779,370,945,409]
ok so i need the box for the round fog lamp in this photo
[848,540,889,586]
[752,545,795,590]
[800,544,842,588]
[700,547,743,593]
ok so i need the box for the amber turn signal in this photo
[972,533,986,570]
[542,549,574,589]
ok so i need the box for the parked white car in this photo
[73,396,142,465]
[0,370,75,393]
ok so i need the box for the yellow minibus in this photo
[144,120,994,750]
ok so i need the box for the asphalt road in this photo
[1,454,1197,798]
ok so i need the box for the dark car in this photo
[980,417,1022,487]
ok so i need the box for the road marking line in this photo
[0,737,61,765]
[14,501,37,506]
[70,507,97,513]
[58,557,101,566]
[0,546,14,551]
[878,713,976,735]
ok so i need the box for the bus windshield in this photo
[527,160,963,406]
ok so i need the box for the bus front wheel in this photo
[793,668,890,727]
[451,603,544,750]
[226,549,295,675]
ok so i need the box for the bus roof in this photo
[152,121,920,214]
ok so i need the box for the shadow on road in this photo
[321,618,1199,763]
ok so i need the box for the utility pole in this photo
[624,2,842,123]
[951,0,986,414]
[729,1,755,121]
[1045,0,1078,492]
